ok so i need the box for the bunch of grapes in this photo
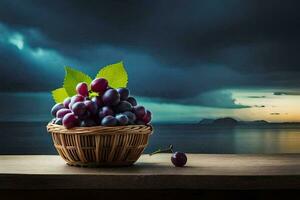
[50,78,152,129]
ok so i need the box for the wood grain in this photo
[0,154,300,189]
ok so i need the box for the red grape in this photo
[69,95,85,109]
[56,108,72,118]
[133,106,146,119]
[63,113,79,129]
[91,78,108,93]
[63,97,71,108]
[76,82,89,97]
[142,110,152,124]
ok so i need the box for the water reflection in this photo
[1,123,300,154]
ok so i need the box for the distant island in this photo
[199,117,300,127]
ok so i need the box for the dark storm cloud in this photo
[253,105,265,108]
[273,92,300,96]
[150,90,251,108]
[247,96,266,98]
[0,0,300,107]
[270,113,280,115]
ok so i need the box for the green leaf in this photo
[52,88,69,103]
[89,92,99,98]
[96,61,128,88]
[63,66,93,96]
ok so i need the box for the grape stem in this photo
[149,144,174,156]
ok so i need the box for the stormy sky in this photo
[0,0,300,122]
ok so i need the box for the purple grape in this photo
[102,89,120,106]
[126,97,137,106]
[135,120,146,125]
[63,97,71,108]
[171,152,187,167]
[133,106,146,119]
[91,115,101,125]
[84,100,98,115]
[142,110,152,124]
[116,114,129,125]
[69,95,85,109]
[91,96,104,107]
[80,119,97,127]
[114,101,132,113]
[76,82,89,97]
[117,88,130,100]
[63,113,79,129]
[54,118,63,125]
[98,106,114,120]
[56,108,72,118]
[91,78,108,94]
[71,95,85,103]
[101,115,117,126]
[71,102,87,117]
[78,111,91,120]
[51,103,64,117]
[123,111,137,122]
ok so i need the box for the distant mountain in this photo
[240,120,269,125]
[212,117,238,126]
[198,117,270,126]
[198,118,215,125]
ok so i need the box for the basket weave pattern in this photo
[47,123,153,167]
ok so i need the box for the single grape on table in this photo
[50,78,152,129]
[171,152,187,167]
[150,145,187,167]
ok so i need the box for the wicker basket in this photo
[47,123,153,167]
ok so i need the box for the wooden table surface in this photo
[1,154,300,190]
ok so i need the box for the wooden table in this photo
[1,154,300,199]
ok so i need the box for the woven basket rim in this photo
[47,123,153,135]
